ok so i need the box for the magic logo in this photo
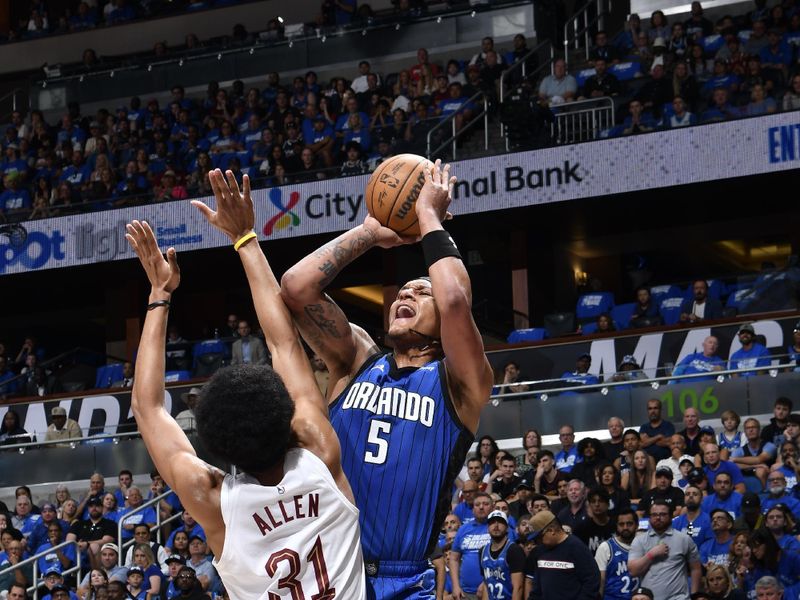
[262,187,364,237]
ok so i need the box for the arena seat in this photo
[659,297,684,325]
[507,328,548,343]
[610,302,636,329]
[649,284,681,305]
[543,312,576,338]
[95,363,124,389]
[576,292,615,323]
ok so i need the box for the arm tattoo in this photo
[313,228,377,290]
[304,303,342,339]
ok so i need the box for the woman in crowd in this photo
[475,435,499,479]
[0,411,32,446]
[132,543,163,598]
[706,563,746,600]
[61,498,80,525]
[169,530,191,562]
[101,492,121,523]
[82,568,110,600]
[597,463,631,515]
[648,10,670,43]
[741,529,800,595]
[627,449,655,506]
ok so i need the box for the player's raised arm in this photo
[192,170,351,494]
[280,206,413,395]
[125,221,225,552]
[416,160,493,433]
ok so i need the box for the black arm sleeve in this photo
[507,543,526,573]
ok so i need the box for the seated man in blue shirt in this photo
[561,353,599,386]
[672,335,726,381]
[0,174,31,214]
[701,472,743,519]
[703,443,746,494]
[436,82,476,133]
[729,323,771,377]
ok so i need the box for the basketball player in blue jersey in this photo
[594,509,639,600]
[479,511,525,600]
[281,159,494,599]
[122,169,368,598]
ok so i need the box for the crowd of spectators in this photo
[0,471,222,599]
[0,32,531,221]
[535,1,800,136]
[442,396,800,599]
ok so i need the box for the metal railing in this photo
[426,91,489,161]
[499,41,554,143]
[551,96,615,144]
[0,430,143,454]
[0,88,25,124]
[564,0,613,68]
[0,539,81,600]
[117,490,184,565]
[490,359,796,402]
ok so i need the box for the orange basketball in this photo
[365,154,431,236]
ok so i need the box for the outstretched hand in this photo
[125,220,180,296]
[415,158,456,224]
[192,169,255,243]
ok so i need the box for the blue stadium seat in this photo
[165,370,192,382]
[507,328,548,343]
[581,322,598,335]
[702,34,725,54]
[95,363,124,389]
[609,61,641,81]
[576,292,615,322]
[726,287,755,311]
[193,339,229,368]
[503,51,516,66]
[650,285,681,305]
[660,297,684,325]
[611,302,637,329]
[576,68,596,88]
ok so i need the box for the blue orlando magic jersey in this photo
[603,538,639,600]
[480,541,512,600]
[330,353,473,561]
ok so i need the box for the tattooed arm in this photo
[281,217,414,400]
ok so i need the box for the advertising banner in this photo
[2,112,799,276]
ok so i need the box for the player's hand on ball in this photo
[415,159,456,224]
[192,169,255,244]
[125,220,180,295]
[363,215,420,249]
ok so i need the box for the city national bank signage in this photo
[2,112,798,275]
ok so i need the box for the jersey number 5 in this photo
[266,535,335,600]
[364,420,391,464]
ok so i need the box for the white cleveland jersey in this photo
[213,448,366,599]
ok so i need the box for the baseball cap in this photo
[101,542,119,553]
[44,566,63,577]
[87,496,103,506]
[632,588,654,600]
[577,352,591,361]
[738,323,755,335]
[793,320,800,332]
[487,510,508,524]
[181,387,202,402]
[741,492,760,514]
[620,355,639,367]
[51,406,67,416]
[529,510,556,540]
[516,478,533,491]
[688,468,706,484]
[655,466,673,479]
[699,426,715,436]
[50,584,70,593]
[188,534,205,544]
[128,566,144,576]
[165,554,186,564]
[679,457,695,468]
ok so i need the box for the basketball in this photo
[365,154,432,236]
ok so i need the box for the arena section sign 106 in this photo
[1,112,798,275]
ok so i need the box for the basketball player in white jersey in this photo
[125,169,366,599]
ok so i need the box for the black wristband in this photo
[147,300,171,311]
[421,230,461,269]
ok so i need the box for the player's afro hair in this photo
[195,364,295,474]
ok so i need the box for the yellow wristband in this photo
[234,231,257,251]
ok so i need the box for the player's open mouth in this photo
[396,305,416,318]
